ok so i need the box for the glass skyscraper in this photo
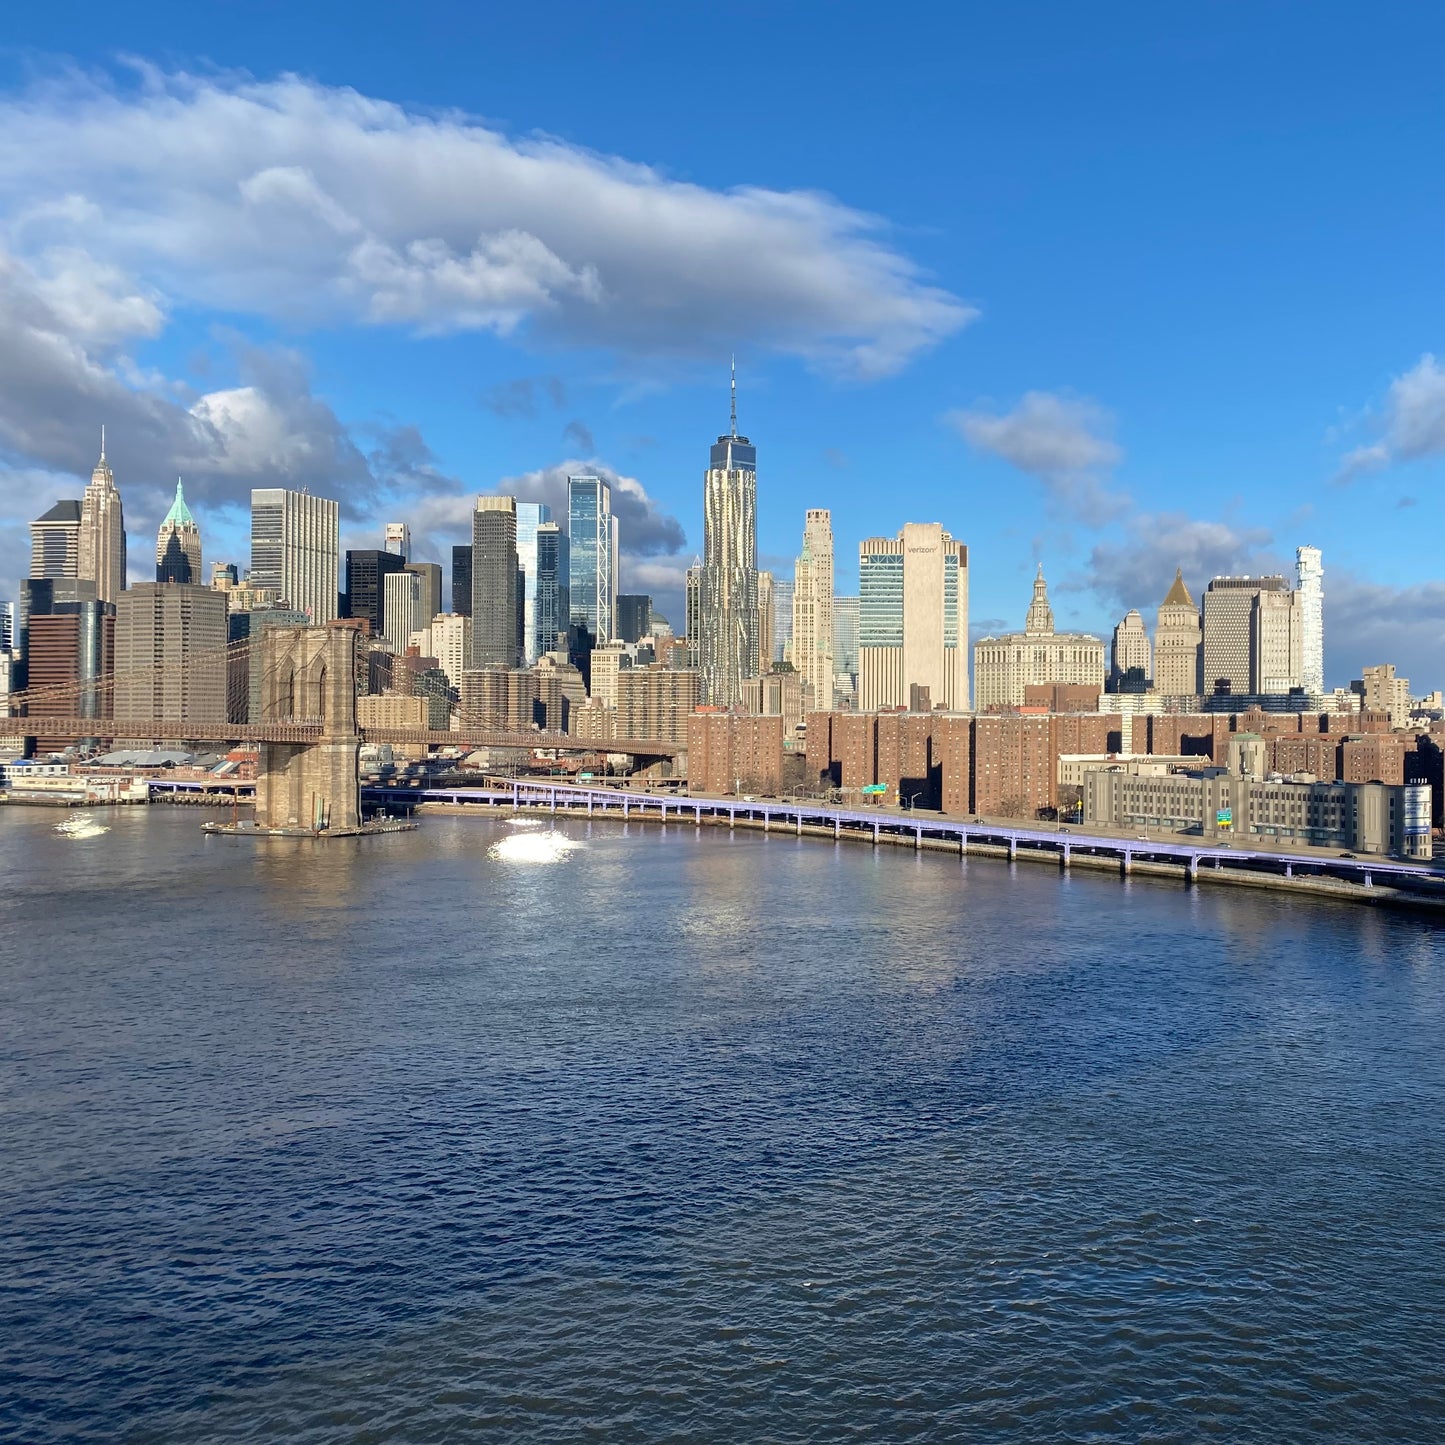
[534,521,570,659]
[516,502,553,664]
[698,367,759,705]
[567,475,617,644]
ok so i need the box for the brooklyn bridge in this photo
[8,625,679,831]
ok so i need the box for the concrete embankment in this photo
[416,799,1445,915]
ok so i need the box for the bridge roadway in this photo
[16,716,681,756]
[355,777,1444,898]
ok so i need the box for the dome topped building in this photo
[156,479,202,584]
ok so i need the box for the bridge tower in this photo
[253,625,361,832]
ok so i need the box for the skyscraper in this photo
[1297,545,1324,695]
[860,523,970,712]
[773,576,794,665]
[155,479,201,585]
[1109,609,1151,686]
[699,365,759,705]
[832,596,860,684]
[534,521,569,658]
[78,435,126,604]
[114,583,227,726]
[404,561,443,625]
[31,500,82,580]
[249,489,340,623]
[792,509,835,711]
[383,570,425,656]
[1154,570,1202,696]
[516,502,553,663]
[384,522,411,561]
[344,549,406,637]
[684,561,701,666]
[451,545,473,617]
[1201,576,1301,696]
[471,496,520,667]
[616,594,653,644]
[568,476,617,644]
[757,572,775,671]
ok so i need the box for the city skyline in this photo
[2,9,1444,684]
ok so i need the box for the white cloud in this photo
[1075,512,1277,616]
[946,390,1125,522]
[0,69,973,378]
[1334,354,1445,481]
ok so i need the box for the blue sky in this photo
[1,2,1443,685]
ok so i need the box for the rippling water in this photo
[3,806,1444,1441]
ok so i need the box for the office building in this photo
[404,561,442,625]
[383,571,425,655]
[757,572,776,671]
[20,580,113,748]
[792,509,835,711]
[568,475,617,644]
[31,500,82,580]
[345,549,407,637]
[1083,739,1429,859]
[471,496,520,667]
[973,567,1103,712]
[1297,545,1324,695]
[155,479,202,584]
[77,438,126,604]
[249,488,340,623]
[422,613,471,689]
[616,594,653,644]
[859,523,970,712]
[515,502,553,663]
[833,596,860,685]
[534,522,569,659]
[114,582,228,727]
[1110,609,1151,687]
[698,369,760,705]
[212,562,239,591]
[1154,570,1202,697]
[384,522,411,561]
[1201,576,1300,697]
[451,545,473,617]
[771,575,793,665]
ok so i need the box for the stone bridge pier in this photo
[253,625,361,832]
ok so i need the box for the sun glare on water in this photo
[487,831,582,864]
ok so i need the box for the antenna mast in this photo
[729,356,737,438]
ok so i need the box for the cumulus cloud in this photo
[0,68,973,378]
[946,390,1126,523]
[1334,354,1445,481]
[1327,573,1445,687]
[1075,512,1278,615]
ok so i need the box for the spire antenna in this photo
[100,423,106,460]
[730,356,737,439]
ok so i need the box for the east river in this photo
[3,805,1444,1441]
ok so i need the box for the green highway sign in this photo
[861,783,888,795]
